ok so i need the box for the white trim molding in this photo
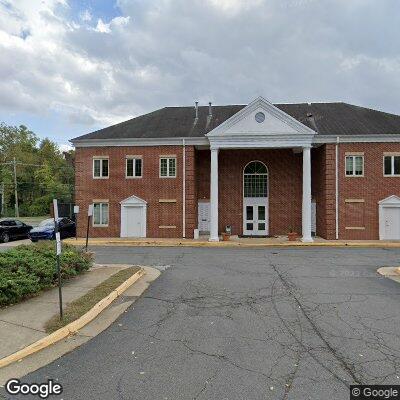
[120,195,147,238]
[378,195,400,240]
[72,137,209,148]
[314,134,400,144]
[207,96,316,150]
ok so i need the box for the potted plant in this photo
[222,225,232,241]
[287,227,299,241]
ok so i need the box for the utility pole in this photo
[13,157,19,218]
[0,159,42,218]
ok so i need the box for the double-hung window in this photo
[126,157,142,178]
[93,157,109,178]
[93,202,109,226]
[345,155,364,176]
[160,157,176,178]
[384,155,400,176]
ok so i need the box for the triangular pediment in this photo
[120,194,147,205]
[207,96,316,137]
[379,195,400,205]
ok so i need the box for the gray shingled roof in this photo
[72,103,400,141]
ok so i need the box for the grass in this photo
[45,266,141,333]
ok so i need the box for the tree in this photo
[0,123,74,217]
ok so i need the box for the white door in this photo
[383,207,400,239]
[198,202,210,233]
[243,198,268,236]
[125,206,143,237]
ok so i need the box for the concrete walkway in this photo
[0,265,128,359]
[64,235,400,248]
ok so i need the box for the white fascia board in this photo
[208,134,314,149]
[313,135,400,143]
[71,137,209,148]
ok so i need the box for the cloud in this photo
[205,0,264,16]
[0,0,400,143]
[79,9,92,22]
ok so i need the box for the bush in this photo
[0,242,93,307]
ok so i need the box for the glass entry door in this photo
[243,198,268,236]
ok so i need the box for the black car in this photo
[29,217,76,242]
[0,219,33,243]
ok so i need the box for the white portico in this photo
[206,97,316,242]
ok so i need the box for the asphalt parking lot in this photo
[4,246,400,399]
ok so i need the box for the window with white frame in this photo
[126,157,142,178]
[345,155,364,176]
[160,157,176,178]
[384,155,400,176]
[93,203,109,226]
[93,158,109,178]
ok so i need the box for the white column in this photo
[209,148,219,241]
[302,145,313,242]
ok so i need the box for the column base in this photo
[208,236,220,242]
[301,236,314,243]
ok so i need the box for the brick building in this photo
[71,97,400,241]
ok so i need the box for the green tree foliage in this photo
[0,123,74,216]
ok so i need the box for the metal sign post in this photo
[53,199,63,320]
[86,204,93,252]
[73,205,79,241]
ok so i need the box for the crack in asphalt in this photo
[7,247,400,400]
[269,260,361,388]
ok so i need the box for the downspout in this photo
[182,138,186,238]
[335,136,339,240]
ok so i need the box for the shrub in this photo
[0,242,93,307]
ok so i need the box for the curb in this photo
[64,240,400,249]
[377,266,400,278]
[0,268,145,369]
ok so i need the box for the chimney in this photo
[194,101,199,119]
[208,102,212,117]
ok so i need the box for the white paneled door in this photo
[198,201,210,233]
[124,206,144,237]
[243,198,268,236]
[382,207,400,240]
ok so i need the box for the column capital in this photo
[302,144,312,150]
[210,146,219,152]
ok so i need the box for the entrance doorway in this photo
[243,161,268,236]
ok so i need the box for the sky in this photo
[0,0,400,150]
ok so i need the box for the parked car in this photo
[29,218,76,242]
[0,219,33,243]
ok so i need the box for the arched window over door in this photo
[243,161,268,198]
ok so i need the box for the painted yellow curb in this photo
[64,239,400,248]
[0,268,145,369]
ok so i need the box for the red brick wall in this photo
[195,149,303,236]
[312,144,336,239]
[196,150,210,200]
[338,143,400,239]
[75,145,196,238]
[75,142,400,240]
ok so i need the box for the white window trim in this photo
[93,202,109,227]
[345,155,364,177]
[93,157,109,179]
[125,157,143,179]
[383,155,400,177]
[159,157,177,178]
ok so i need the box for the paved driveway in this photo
[5,247,400,399]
